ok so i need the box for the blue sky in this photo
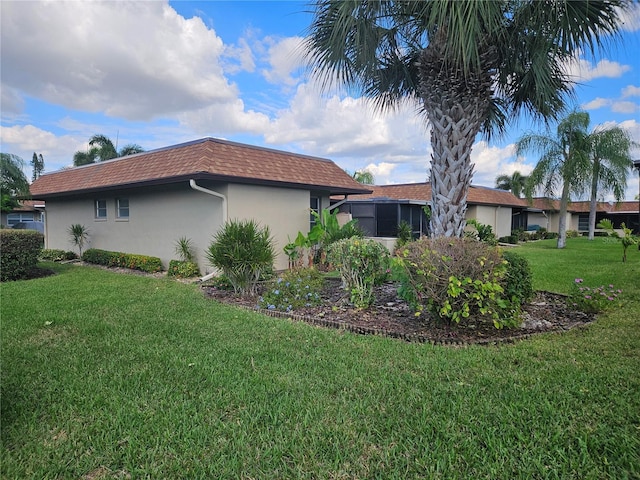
[2,1,639,200]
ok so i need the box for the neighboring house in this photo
[335,183,528,240]
[530,198,640,234]
[29,137,372,271]
[1,200,45,233]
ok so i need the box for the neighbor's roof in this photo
[30,137,372,198]
[531,198,639,214]
[10,200,45,212]
[345,183,528,208]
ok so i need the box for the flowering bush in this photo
[259,268,324,312]
[568,279,622,314]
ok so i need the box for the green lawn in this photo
[1,238,639,479]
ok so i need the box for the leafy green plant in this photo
[396,237,519,328]
[501,250,534,305]
[466,219,497,245]
[327,238,390,308]
[206,219,275,296]
[308,208,363,266]
[0,229,44,281]
[174,236,196,263]
[597,219,638,263]
[167,260,200,278]
[394,220,413,251]
[259,267,325,312]
[82,248,163,273]
[68,224,90,257]
[40,249,78,262]
[566,230,580,238]
[569,278,622,314]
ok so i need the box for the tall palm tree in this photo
[352,169,375,185]
[585,125,635,240]
[304,0,628,238]
[73,135,145,166]
[1,153,30,212]
[495,171,528,198]
[517,111,592,249]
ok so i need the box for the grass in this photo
[1,238,639,479]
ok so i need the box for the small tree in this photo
[597,219,638,263]
[174,236,196,263]
[68,224,89,257]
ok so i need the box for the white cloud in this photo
[566,58,631,82]
[622,85,640,98]
[260,36,305,87]
[470,142,534,188]
[582,97,611,110]
[619,3,640,32]
[611,101,640,114]
[0,1,239,120]
[178,99,271,135]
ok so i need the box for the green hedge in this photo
[82,248,163,273]
[40,249,78,262]
[0,229,44,281]
[167,260,200,278]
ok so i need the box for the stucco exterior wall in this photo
[466,205,513,239]
[42,185,225,272]
[226,184,316,271]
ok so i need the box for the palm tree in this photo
[73,134,144,166]
[352,169,375,185]
[495,171,528,198]
[585,125,635,240]
[1,153,30,212]
[304,0,627,238]
[517,111,592,249]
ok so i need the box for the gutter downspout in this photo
[189,179,228,281]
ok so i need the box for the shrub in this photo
[206,219,275,296]
[167,260,200,278]
[566,230,579,238]
[174,237,197,263]
[501,250,534,305]
[327,238,390,308]
[259,267,325,312]
[82,248,163,273]
[498,235,518,244]
[396,237,520,328]
[466,219,498,245]
[40,249,78,261]
[569,279,622,314]
[0,229,44,281]
[394,220,413,251]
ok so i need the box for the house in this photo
[530,198,640,234]
[1,200,45,233]
[334,183,529,243]
[29,137,372,271]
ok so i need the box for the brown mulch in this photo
[203,278,596,346]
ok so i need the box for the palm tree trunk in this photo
[588,170,599,241]
[418,38,495,237]
[557,181,570,249]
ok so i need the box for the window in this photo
[7,213,34,226]
[578,214,589,231]
[310,196,320,228]
[95,199,107,219]
[116,198,129,219]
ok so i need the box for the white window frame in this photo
[116,198,129,219]
[7,213,35,226]
[95,199,107,220]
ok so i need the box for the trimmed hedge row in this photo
[167,260,200,278]
[40,249,78,261]
[0,229,44,281]
[82,248,163,273]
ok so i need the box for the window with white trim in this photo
[7,213,34,226]
[116,198,129,219]
[95,199,107,219]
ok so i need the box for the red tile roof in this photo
[531,198,639,213]
[346,183,528,207]
[30,138,372,198]
[11,200,45,212]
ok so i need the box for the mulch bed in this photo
[203,278,596,346]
